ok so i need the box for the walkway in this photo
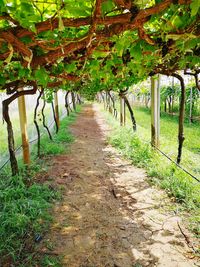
[38,104,196,267]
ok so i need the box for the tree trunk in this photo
[51,102,59,133]
[2,101,19,175]
[77,93,82,104]
[164,100,167,112]
[101,92,106,110]
[71,91,76,111]
[168,98,171,113]
[34,89,43,157]
[108,91,117,118]
[65,91,70,116]
[172,73,186,164]
[2,81,37,175]
[108,93,113,114]
[120,95,123,126]
[123,94,136,131]
[41,93,52,140]
[105,91,109,110]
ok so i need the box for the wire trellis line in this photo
[101,98,200,184]
[0,108,68,172]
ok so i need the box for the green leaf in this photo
[0,75,6,86]
[130,43,142,60]
[101,0,115,14]
[190,0,200,16]
[0,0,6,14]
[64,62,77,73]
[34,67,49,87]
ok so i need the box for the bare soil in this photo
[37,104,199,267]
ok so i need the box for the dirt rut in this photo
[38,104,198,267]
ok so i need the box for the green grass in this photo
[101,104,200,239]
[133,106,200,156]
[0,107,81,266]
[122,105,200,178]
[0,102,68,163]
[36,108,80,157]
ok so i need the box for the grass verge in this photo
[101,105,200,241]
[0,107,81,266]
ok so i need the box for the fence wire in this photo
[100,97,200,184]
[0,91,72,172]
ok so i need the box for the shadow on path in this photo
[37,104,195,267]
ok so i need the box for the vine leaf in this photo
[34,67,50,87]
[190,0,200,16]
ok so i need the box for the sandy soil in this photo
[37,104,199,267]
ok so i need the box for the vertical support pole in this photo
[120,96,123,126]
[54,91,60,128]
[189,87,193,123]
[18,88,30,165]
[102,93,106,110]
[123,97,126,126]
[172,76,174,113]
[151,75,160,147]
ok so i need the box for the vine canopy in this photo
[0,0,199,93]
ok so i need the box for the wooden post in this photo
[123,97,126,126]
[54,91,60,128]
[172,76,174,113]
[151,75,160,147]
[189,87,193,123]
[18,88,30,165]
[120,96,123,126]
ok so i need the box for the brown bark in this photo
[164,100,167,112]
[172,73,186,164]
[122,94,136,131]
[41,92,52,140]
[51,102,59,133]
[77,94,82,104]
[11,0,188,40]
[2,102,18,176]
[34,88,43,157]
[100,92,106,109]
[1,0,184,67]
[65,91,70,116]
[71,92,76,112]
[108,91,117,118]
[1,31,32,58]
[184,70,200,92]
[2,81,37,175]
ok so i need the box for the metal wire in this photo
[151,144,200,183]
[103,98,200,184]
[0,109,68,171]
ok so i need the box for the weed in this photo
[40,255,62,267]
[0,107,81,266]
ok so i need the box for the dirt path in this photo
[38,104,198,267]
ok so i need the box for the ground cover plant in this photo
[0,108,80,266]
[127,105,200,176]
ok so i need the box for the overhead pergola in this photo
[0,0,199,174]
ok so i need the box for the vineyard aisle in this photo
[38,104,197,267]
